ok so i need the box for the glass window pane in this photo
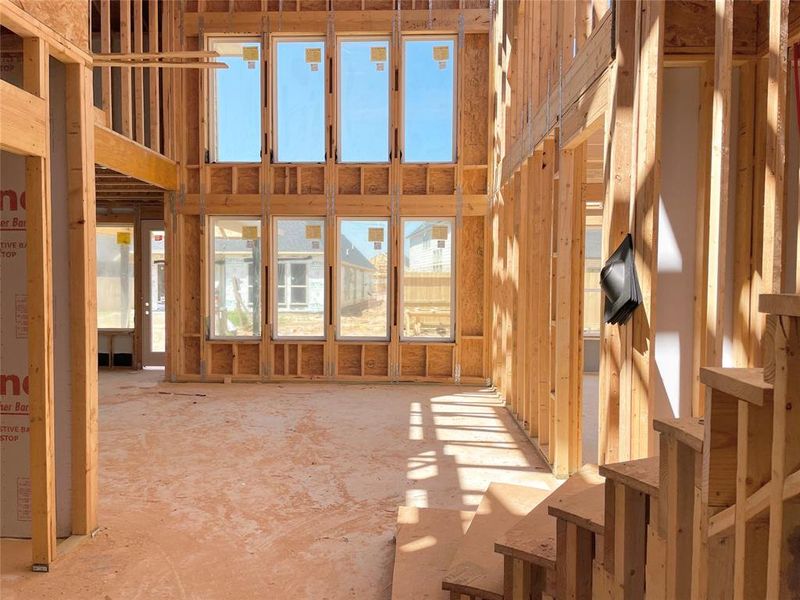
[275,39,326,163]
[274,218,326,338]
[584,225,602,336]
[402,37,455,163]
[96,225,135,329]
[211,218,261,338]
[339,39,390,163]
[149,230,166,352]
[402,219,453,340]
[210,38,261,162]
[338,219,389,339]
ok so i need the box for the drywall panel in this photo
[655,68,700,420]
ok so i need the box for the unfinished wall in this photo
[166,2,491,384]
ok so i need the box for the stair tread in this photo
[441,482,552,600]
[759,293,800,317]
[391,506,474,600]
[494,465,604,570]
[699,367,772,406]
[547,480,605,535]
[652,417,704,452]
[599,456,660,498]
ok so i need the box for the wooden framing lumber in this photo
[94,124,178,190]
[0,80,48,157]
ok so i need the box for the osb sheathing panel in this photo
[462,34,489,166]
[185,38,200,163]
[288,345,299,375]
[460,338,483,378]
[237,167,260,194]
[273,345,286,376]
[337,345,362,376]
[233,0,262,10]
[338,167,361,194]
[364,345,388,376]
[211,344,234,375]
[301,167,325,195]
[210,168,233,194]
[363,168,389,195]
[300,344,325,376]
[460,216,484,336]
[184,337,201,375]
[402,166,427,195]
[237,344,260,375]
[429,168,455,194]
[12,0,89,49]
[400,345,426,377]
[664,0,757,54]
[181,216,202,334]
[427,345,453,377]
[462,168,488,194]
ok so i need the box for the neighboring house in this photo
[405,221,452,273]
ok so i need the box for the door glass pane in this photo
[275,39,326,162]
[274,218,326,338]
[96,225,135,329]
[338,219,389,339]
[402,219,453,340]
[210,38,261,162]
[339,39,390,163]
[402,37,455,163]
[211,218,261,338]
[149,230,166,352]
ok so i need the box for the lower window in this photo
[210,217,262,338]
[274,218,326,338]
[337,219,390,339]
[401,218,454,340]
[96,224,135,329]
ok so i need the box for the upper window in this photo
[274,38,326,163]
[338,38,390,163]
[96,225,135,329]
[210,217,262,338]
[337,219,390,339]
[402,36,456,163]
[584,219,603,337]
[274,218,326,339]
[401,219,454,341]
[209,38,262,162]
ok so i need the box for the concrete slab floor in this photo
[1,370,556,599]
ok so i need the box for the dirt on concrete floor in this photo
[1,370,555,599]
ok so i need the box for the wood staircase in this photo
[390,294,800,599]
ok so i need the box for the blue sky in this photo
[340,220,388,259]
[215,37,455,164]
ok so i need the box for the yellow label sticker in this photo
[431,225,449,240]
[305,224,322,240]
[116,231,131,245]
[432,46,449,61]
[370,46,387,62]
[368,227,385,242]
[305,47,322,63]
[241,225,258,240]
[242,46,259,61]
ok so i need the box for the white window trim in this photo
[206,36,263,164]
[399,217,456,342]
[208,215,263,340]
[335,217,391,342]
[271,217,328,341]
[271,35,327,165]
[400,34,458,165]
[336,36,392,165]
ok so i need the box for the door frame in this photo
[140,220,166,367]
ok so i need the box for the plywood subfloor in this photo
[1,370,555,599]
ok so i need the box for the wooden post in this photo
[23,35,56,570]
[66,63,99,537]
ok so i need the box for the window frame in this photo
[335,217,391,342]
[335,35,392,165]
[208,215,263,341]
[271,216,328,341]
[206,35,263,164]
[400,34,458,165]
[271,35,328,165]
[399,217,456,342]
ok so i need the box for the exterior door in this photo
[141,220,166,367]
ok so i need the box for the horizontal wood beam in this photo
[94,124,178,190]
[184,9,490,35]
[0,80,48,156]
